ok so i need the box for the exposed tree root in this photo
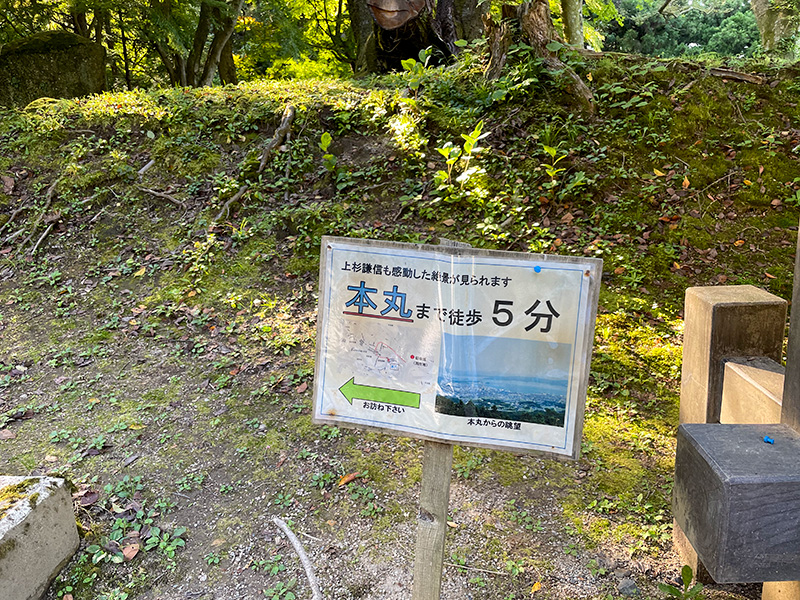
[209,104,296,227]
[258,105,296,174]
[30,223,54,256]
[213,184,248,223]
[137,186,187,209]
[273,517,323,600]
[17,178,61,253]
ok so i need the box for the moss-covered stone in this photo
[0,31,106,108]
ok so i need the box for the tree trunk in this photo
[71,11,89,37]
[93,10,104,44]
[561,0,583,47]
[120,11,133,90]
[483,13,510,80]
[518,0,594,114]
[350,0,484,73]
[198,0,244,87]
[187,2,213,85]
[348,0,380,73]
[453,0,484,39]
[750,0,796,55]
[218,37,238,85]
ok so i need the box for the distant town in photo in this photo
[434,334,570,427]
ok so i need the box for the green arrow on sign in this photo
[339,377,421,408]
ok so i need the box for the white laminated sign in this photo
[313,237,602,458]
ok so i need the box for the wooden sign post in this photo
[313,236,602,597]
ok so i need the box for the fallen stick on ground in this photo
[273,516,323,600]
[137,186,186,209]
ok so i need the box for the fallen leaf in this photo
[447,521,458,528]
[1,175,14,194]
[734,239,745,246]
[211,538,227,547]
[586,72,593,82]
[531,581,542,595]
[771,199,782,207]
[718,274,728,283]
[759,165,765,175]
[296,382,308,394]
[614,267,626,275]
[766,272,777,279]
[653,168,665,177]
[744,179,752,186]
[80,490,100,506]
[133,266,146,277]
[122,544,140,561]
[442,218,455,226]
[560,212,574,224]
[0,429,16,440]
[338,472,361,487]
[682,176,690,189]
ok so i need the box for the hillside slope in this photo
[1,51,797,599]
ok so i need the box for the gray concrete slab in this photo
[0,476,79,600]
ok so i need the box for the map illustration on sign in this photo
[313,236,602,458]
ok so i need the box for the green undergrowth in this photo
[1,49,799,599]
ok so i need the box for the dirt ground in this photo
[0,222,762,600]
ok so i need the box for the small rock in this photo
[618,578,639,596]
[614,568,632,579]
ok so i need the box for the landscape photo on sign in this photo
[435,333,570,426]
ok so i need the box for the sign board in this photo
[313,237,602,458]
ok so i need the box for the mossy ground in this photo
[0,50,796,599]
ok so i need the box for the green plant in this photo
[264,578,297,599]
[175,472,205,491]
[274,492,293,507]
[505,559,525,577]
[252,554,288,575]
[205,551,221,565]
[319,132,337,172]
[506,500,543,531]
[659,566,703,599]
[454,455,484,479]
[143,526,187,558]
[588,558,607,577]
[401,47,433,96]
[311,471,336,489]
[319,425,340,439]
[542,144,568,186]
[433,120,488,190]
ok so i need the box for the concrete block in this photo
[720,357,783,425]
[0,476,79,600]
[680,285,786,425]
[674,424,800,583]
[763,581,800,600]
